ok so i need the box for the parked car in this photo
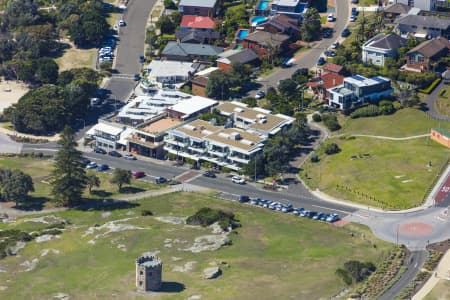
[351,0,358,3]
[341,28,351,37]
[231,176,246,184]
[155,177,167,184]
[327,14,335,22]
[255,91,265,100]
[86,162,97,169]
[291,68,308,79]
[351,7,358,16]
[96,164,109,171]
[118,19,126,26]
[93,147,106,154]
[308,211,318,219]
[313,212,325,220]
[81,158,90,167]
[316,57,326,66]
[134,74,140,81]
[108,150,122,157]
[331,41,340,49]
[324,50,336,57]
[132,171,145,179]
[326,213,340,222]
[124,153,137,160]
[203,171,216,178]
[322,27,333,38]
[250,198,260,205]
[238,195,250,202]
[283,57,295,67]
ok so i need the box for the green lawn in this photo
[337,108,450,138]
[0,192,395,299]
[424,279,450,300]
[357,0,378,6]
[0,157,161,208]
[300,137,450,209]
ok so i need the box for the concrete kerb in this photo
[426,163,450,206]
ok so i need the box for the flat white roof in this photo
[146,60,195,78]
[118,127,135,145]
[169,96,218,118]
[93,123,124,136]
[179,0,217,8]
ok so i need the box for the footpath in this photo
[412,249,450,300]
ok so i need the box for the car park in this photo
[96,164,109,171]
[132,171,145,179]
[124,153,137,160]
[203,171,216,178]
[93,147,107,154]
[316,57,326,66]
[327,14,335,22]
[231,176,246,184]
[155,177,167,184]
[255,91,265,100]
[238,195,250,202]
[86,162,97,169]
[108,150,122,157]
[341,28,351,37]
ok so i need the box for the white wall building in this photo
[362,33,408,66]
[394,0,437,11]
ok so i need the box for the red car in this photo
[132,171,145,179]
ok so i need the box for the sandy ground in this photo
[0,79,29,113]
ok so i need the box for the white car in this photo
[350,15,357,22]
[255,91,265,100]
[231,176,246,184]
[327,14,335,22]
[118,19,126,27]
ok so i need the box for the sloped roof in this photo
[394,14,450,30]
[179,0,217,8]
[263,14,300,33]
[321,72,344,90]
[323,63,343,74]
[176,29,221,43]
[191,76,209,87]
[407,37,450,58]
[217,48,259,65]
[384,3,411,14]
[364,33,408,50]
[243,31,290,47]
[180,15,215,29]
[162,42,223,57]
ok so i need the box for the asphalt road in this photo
[377,250,428,300]
[251,0,350,95]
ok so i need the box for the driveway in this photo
[425,81,450,121]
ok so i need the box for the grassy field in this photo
[300,136,450,209]
[337,108,450,137]
[0,157,161,209]
[55,46,96,72]
[435,87,450,117]
[0,192,395,299]
[424,280,450,300]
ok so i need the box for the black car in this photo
[291,68,309,79]
[81,158,90,167]
[316,57,326,66]
[93,147,107,154]
[155,177,167,184]
[139,55,145,63]
[134,73,140,81]
[203,171,216,178]
[108,150,122,158]
[324,50,336,57]
[238,195,250,202]
[322,27,333,38]
[341,28,351,37]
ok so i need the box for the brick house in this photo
[191,76,209,97]
[180,15,215,31]
[260,14,301,40]
[404,37,450,72]
[216,48,259,71]
[242,31,290,59]
[307,71,344,103]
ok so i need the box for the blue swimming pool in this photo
[257,1,269,10]
[236,29,249,40]
[251,16,268,26]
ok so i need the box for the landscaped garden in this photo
[0,192,395,299]
[300,136,450,209]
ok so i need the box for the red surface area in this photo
[398,222,433,237]
[435,174,450,204]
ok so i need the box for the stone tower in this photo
[136,253,162,292]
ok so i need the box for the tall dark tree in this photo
[51,126,87,207]
[205,70,238,100]
[110,168,131,192]
[1,170,34,206]
[301,8,321,42]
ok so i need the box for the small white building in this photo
[145,60,197,87]
[362,33,408,66]
[86,121,127,149]
[393,0,437,11]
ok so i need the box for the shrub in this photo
[312,113,322,122]
[418,78,441,94]
[342,260,376,283]
[141,210,153,216]
[324,143,340,155]
[186,207,240,230]
[336,268,353,285]
[350,105,380,119]
[322,114,341,131]
[379,100,395,115]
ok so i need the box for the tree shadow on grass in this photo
[13,196,47,211]
[76,199,140,211]
[90,190,113,198]
[120,186,145,194]
[158,282,185,293]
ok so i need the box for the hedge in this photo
[418,78,441,94]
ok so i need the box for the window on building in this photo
[417,55,424,62]
[149,272,153,276]
[139,281,143,286]
[140,271,143,275]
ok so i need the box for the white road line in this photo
[311,204,351,214]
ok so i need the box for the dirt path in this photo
[412,249,450,300]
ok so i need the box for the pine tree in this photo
[51,126,86,206]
